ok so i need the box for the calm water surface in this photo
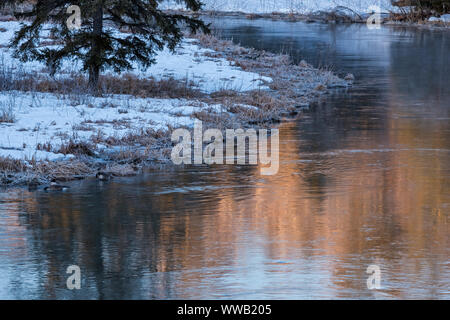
[0,18,449,299]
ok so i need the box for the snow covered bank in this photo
[429,14,450,23]
[0,20,349,186]
[0,21,271,163]
[162,0,395,14]
[0,92,224,161]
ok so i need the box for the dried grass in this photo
[0,157,27,172]
[57,140,96,157]
[0,63,203,99]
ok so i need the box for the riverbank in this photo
[166,8,376,24]
[167,9,450,30]
[385,15,450,30]
[0,20,350,188]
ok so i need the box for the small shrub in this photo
[57,140,95,157]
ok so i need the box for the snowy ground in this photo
[429,14,450,23]
[0,21,271,162]
[0,22,270,93]
[0,92,225,161]
[162,0,395,14]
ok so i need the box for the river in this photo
[0,17,449,299]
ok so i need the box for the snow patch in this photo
[429,14,450,23]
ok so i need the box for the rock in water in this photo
[344,73,355,81]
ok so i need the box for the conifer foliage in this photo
[2,1,209,90]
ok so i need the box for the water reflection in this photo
[0,19,449,299]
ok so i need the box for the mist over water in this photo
[0,18,449,299]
